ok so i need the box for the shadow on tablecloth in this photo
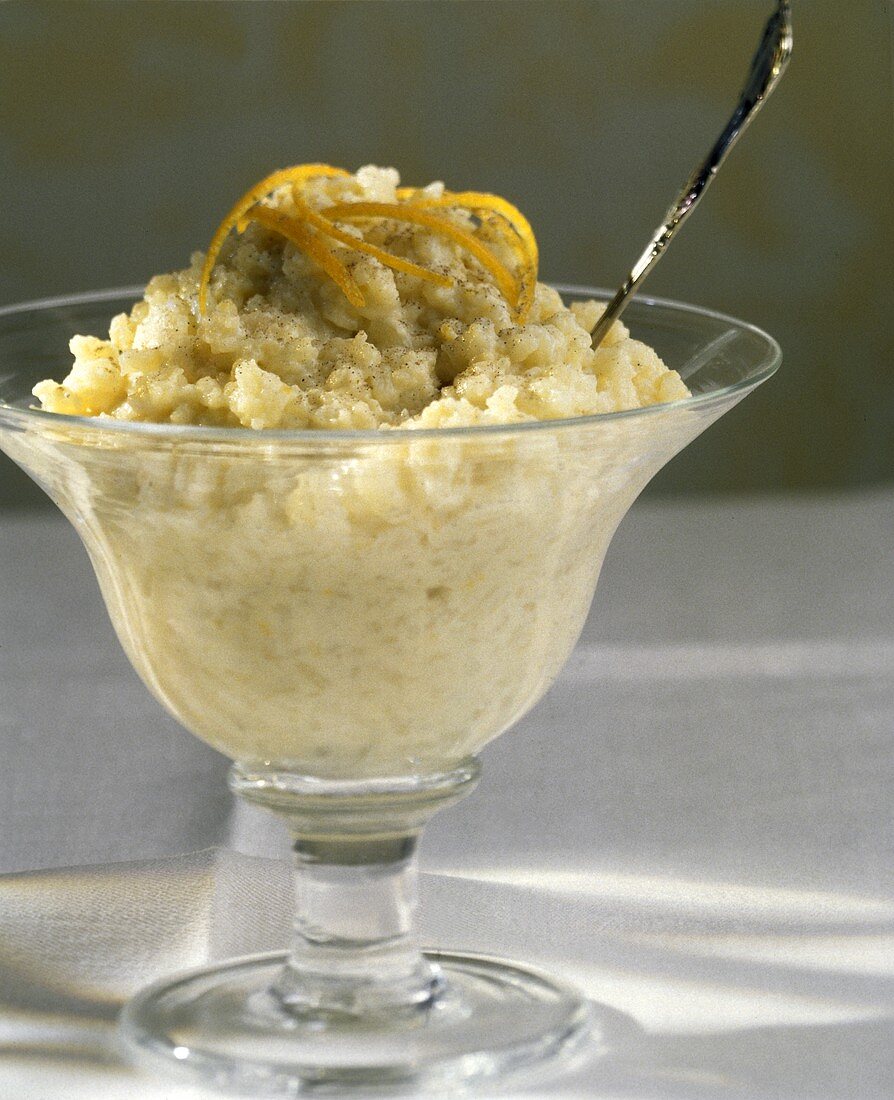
[1,848,892,1098]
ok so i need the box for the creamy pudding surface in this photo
[29,165,692,776]
[34,165,687,427]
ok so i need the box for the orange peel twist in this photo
[198,164,349,314]
[294,197,453,291]
[250,206,365,308]
[323,201,519,308]
[398,189,539,321]
[199,165,539,321]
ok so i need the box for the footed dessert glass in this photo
[0,287,780,1094]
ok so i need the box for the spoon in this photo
[590,0,793,349]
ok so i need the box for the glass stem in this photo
[276,832,439,1015]
[229,758,481,1019]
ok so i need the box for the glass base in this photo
[120,949,593,1095]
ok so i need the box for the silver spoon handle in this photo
[591,0,793,349]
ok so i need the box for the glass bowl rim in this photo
[0,283,781,444]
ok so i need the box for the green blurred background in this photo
[1,0,891,509]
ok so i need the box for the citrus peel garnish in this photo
[198,164,349,313]
[293,198,453,291]
[199,165,539,321]
[250,205,365,308]
[398,189,539,322]
[323,201,519,308]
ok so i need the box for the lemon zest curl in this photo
[199,165,539,322]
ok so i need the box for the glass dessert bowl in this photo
[0,286,780,1094]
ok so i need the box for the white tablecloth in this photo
[1,491,892,1098]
